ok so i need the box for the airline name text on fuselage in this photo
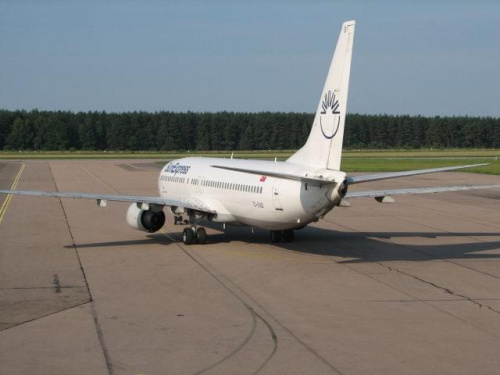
[165,163,191,175]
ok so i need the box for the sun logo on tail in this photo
[320,90,341,139]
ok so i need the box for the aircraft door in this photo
[272,179,283,211]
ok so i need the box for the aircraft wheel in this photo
[196,228,207,244]
[183,228,195,245]
[283,229,295,242]
[270,230,280,243]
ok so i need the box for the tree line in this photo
[0,109,498,151]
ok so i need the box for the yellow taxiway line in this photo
[0,162,26,225]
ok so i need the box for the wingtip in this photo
[458,163,490,169]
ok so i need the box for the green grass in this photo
[1,149,499,175]
[343,149,500,158]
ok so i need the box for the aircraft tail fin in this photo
[287,20,355,170]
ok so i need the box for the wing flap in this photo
[345,184,500,199]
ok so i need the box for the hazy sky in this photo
[1,1,499,116]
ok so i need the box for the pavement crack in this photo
[48,163,113,375]
[355,244,500,318]
[389,267,500,317]
[303,221,500,340]
[0,301,91,331]
[166,232,344,375]
[328,220,500,318]
[0,286,84,290]
[370,250,500,317]
[164,232,280,375]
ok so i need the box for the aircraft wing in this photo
[347,163,489,185]
[345,184,500,199]
[0,190,217,214]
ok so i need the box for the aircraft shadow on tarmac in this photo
[68,223,500,264]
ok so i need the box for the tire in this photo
[196,228,207,244]
[270,230,280,243]
[283,229,295,242]
[183,228,194,245]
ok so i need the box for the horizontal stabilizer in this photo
[210,165,337,184]
[346,184,500,199]
[347,163,489,185]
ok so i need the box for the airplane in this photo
[1,20,499,245]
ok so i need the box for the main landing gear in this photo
[182,227,207,245]
[181,210,208,245]
[270,229,295,243]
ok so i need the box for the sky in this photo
[1,0,499,116]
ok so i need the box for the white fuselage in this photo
[158,157,346,230]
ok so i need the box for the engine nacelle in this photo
[327,179,349,205]
[126,203,166,233]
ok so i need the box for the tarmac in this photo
[0,159,499,375]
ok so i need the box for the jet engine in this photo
[327,179,349,205]
[126,203,165,233]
